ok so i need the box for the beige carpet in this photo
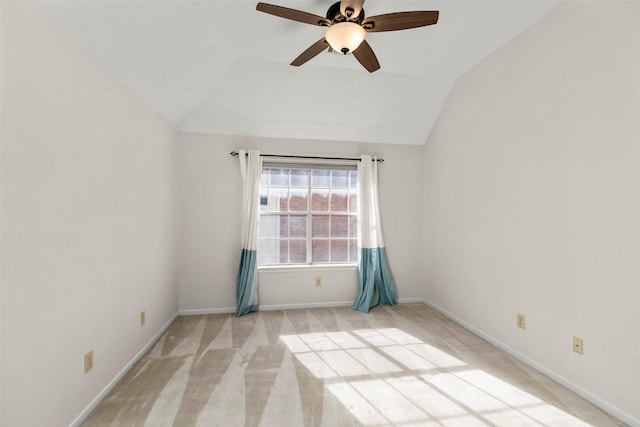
[82,304,621,426]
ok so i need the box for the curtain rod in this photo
[229,151,384,163]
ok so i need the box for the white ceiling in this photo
[34,0,559,145]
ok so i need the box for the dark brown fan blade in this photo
[340,0,365,19]
[256,3,331,26]
[362,11,439,32]
[291,38,330,67]
[352,40,380,73]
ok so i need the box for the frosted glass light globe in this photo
[325,22,366,54]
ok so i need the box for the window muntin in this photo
[258,167,357,266]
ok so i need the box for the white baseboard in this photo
[397,297,427,304]
[179,307,236,315]
[420,298,639,427]
[179,301,354,315]
[260,300,353,311]
[179,298,426,317]
[69,312,179,427]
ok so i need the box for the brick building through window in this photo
[257,166,358,266]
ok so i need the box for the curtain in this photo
[236,150,263,316]
[353,155,397,313]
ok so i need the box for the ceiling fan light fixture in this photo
[325,22,365,54]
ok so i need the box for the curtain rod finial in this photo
[230,150,384,163]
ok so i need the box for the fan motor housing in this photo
[326,1,364,24]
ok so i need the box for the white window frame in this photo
[258,159,358,267]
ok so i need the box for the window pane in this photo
[260,189,269,212]
[261,170,269,187]
[259,215,279,239]
[349,170,358,188]
[269,188,288,211]
[258,239,279,265]
[349,239,358,263]
[289,189,308,212]
[312,170,329,187]
[312,190,329,212]
[331,215,348,238]
[290,215,307,238]
[279,215,289,238]
[290,169,308,188]
[257,239,268,265]
[312,240,329,263]
[331,170,348,188]
[330,191,348,212]
[348,192,357,213]
[349,215,357,238]
[270,168,288,186]
[290,240,306,263]
[312,215,329,238]
[279,240,289,264]
[331,240,349,263]
[258,215,267,238]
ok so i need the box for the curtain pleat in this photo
[236,150,262,316]
[353,155,397,313]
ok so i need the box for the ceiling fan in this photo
[256,0,439,73]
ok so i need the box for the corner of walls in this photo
[177,133,242,312]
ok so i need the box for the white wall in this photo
[422,2,640,423]
[178,133,423,313]
[1,3,179,426]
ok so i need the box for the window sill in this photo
[258,264,357,274]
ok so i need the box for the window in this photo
[257,166,358,266]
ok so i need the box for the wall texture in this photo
[422,2,640,423]
[1,3,179,426]
[178,133,424,313]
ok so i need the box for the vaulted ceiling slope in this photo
[34,1,559,145]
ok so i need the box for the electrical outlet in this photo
[573,336,584,355]
[517,313,526,329]
[315,276,322,287]
[140,310,145,326]
[84,350,94,373]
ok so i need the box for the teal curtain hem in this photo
[353,247,397,313]
[236,249,258,317]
